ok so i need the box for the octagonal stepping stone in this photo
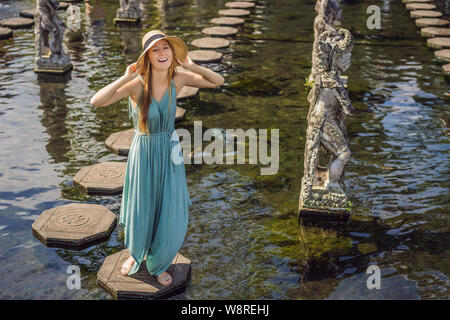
[105,129,135,156]
[421,27,450,38]
[410,10,442,19]
[416,18,449,28]
[435,49,450,63]
[402,0,430,3]
[225,2,255,9]
[20,9,36,19]
[188,50,223,63]
[32,203,117,250]
[443,64,450,76]
[0,17,34,29]
[202,26,238,37]
[218,9,250,17]
[427,37,450,49]
[0,27,13,39]
[73,161,126,195]
[191,37,231,49]
[406,3,436,10]
[177,86,199,100]
[97,249,191,299]
[210,17,245,26]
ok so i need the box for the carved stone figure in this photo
[115,0,142,21]
[299,28,354,218]
[34,0,72,74]
[309,0,343,83]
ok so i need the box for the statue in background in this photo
[115,0,142,23]
[309,0,343,84]
[34,0,72,74]
[299,28,354,219]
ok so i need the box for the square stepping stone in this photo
[73,162,126,195]
[32,203,117,250]
[97,249,191,299]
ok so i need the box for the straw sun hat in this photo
[135,30,188,71]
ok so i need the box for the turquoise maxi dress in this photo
[119,78,192,277]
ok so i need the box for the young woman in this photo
[90,30,224,286]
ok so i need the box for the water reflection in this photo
[37,79,71,163]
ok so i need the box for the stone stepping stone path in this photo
[402,0,431,2]
[218,9,251,17]
[435,49,450,63]
[97,249,191,299]
[443,64,450,76]
[210,17,245,26]
[421,27,450,38]
[202,26,238,37]
[0,17,34,29]
[105,129,135,156]
[177,86,199,100]
[225,2,256,9]
[19,9,36,19]
[427,37,450,49]
[188,49,223,63]
[32,203,116,250]
[406,3,436,11]
[416,18,449,28]
[0,27,12,39]
[191,37,231,49]
[73,161,126,195]
[106,108,186,156]
[410,10,442,19]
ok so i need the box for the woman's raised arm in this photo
[90,63,141,107]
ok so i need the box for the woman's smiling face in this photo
[148,39,173,70]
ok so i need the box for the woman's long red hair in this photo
[137,41,177,135]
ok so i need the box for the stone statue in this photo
[115,0,142,22]
[299,28,354,218]
[309,0,343,84]
[34,0,72,74]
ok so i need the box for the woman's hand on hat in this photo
[124,62,141,80]
[176,56,195,70]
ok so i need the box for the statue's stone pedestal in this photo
[34,53,73,74]
[114,8,142,24]
[298,166,350,222]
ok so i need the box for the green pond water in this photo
[0,0,449,299]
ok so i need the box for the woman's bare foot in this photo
[156,271,172,287]
[121,256,135,276]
